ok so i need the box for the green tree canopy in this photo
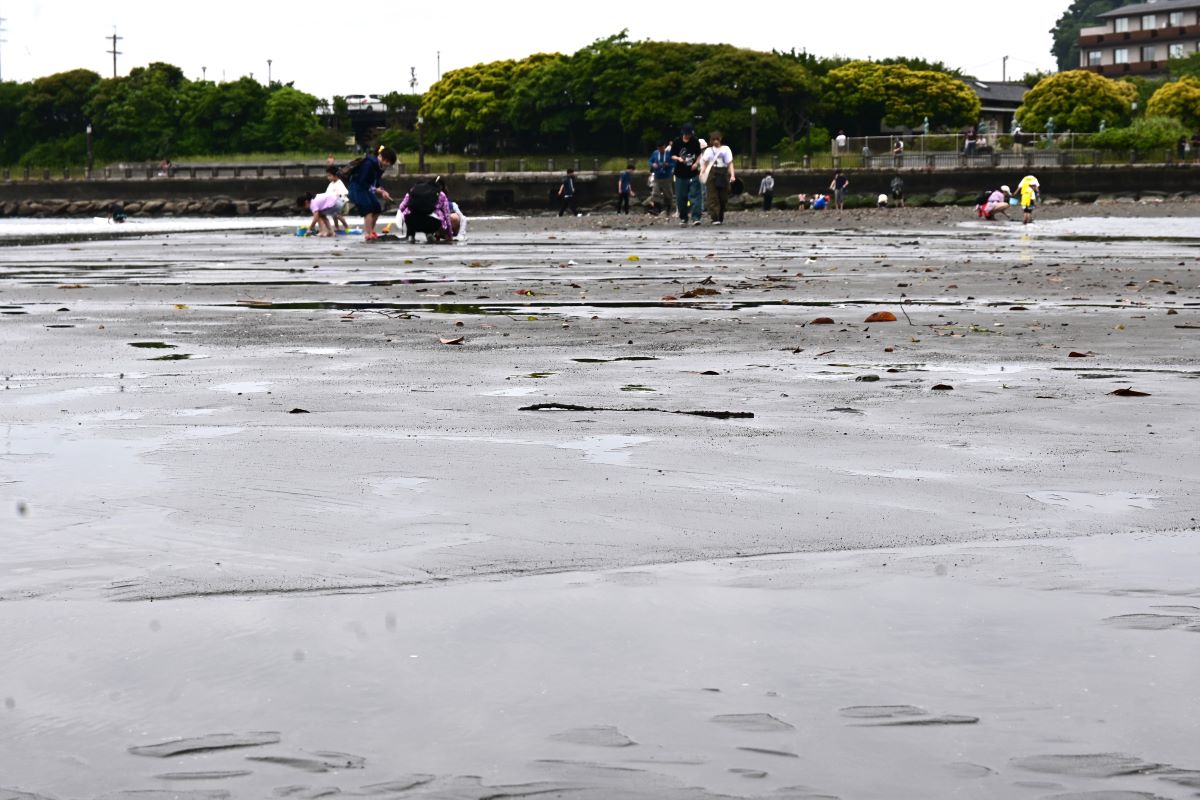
[1168,51,1200,80]
[21,69,101,138]
[263,86,323,151]
[426,34,818,154]
[822,61,979,134]
[1146,76,1200,130]
[505,53,582,149]
[178,77,270,153]
[421,58,536,147]
[684,46,818,145]
[1016,70,1135,131]
[0,81,31,163]
[85,63,187,160]
[876,57,964,77]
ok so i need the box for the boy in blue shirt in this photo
[617,162,636,214]
[557,168,579,217]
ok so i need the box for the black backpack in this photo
[337,157,365,185]
[407,182,438,215]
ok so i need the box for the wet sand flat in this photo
[1,206,1199,798]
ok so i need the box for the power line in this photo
[106,27,122,78]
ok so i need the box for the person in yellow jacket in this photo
[1016,174,1040,225]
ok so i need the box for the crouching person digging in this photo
[399,177,455,243]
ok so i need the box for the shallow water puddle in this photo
[288,347,344,355]
[1027,491,1158,512]
[839,468,950,481]
[374,476,430,495]
[482,386,542,397]
[554,435,653,465]
[209,381,271,394]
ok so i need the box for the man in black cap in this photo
[669,123,703,226]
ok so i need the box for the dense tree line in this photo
[4,25,1198,167]
[0,35,984,166]
[419,34,979,155]
[0,62,341,167]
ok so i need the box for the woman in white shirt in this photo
[699,131,735,225]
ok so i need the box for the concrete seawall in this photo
[1,165,1197,217]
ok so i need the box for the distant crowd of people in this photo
[291,126,1053,242]
[635,123,737,225]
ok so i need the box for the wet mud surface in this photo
[1,206,1199,798]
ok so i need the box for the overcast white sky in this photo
[1,1,1067,97]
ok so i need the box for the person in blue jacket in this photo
[346,146,397,240]
[648,140,674,214]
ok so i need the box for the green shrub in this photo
[929,189,959,206]
[304,128,351,152]
[1089,116,1189,156]
[773,128,829,159]
[843,193,875,209]
[379,127,419,153]
[18,134,86,168]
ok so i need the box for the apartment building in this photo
[1079,0,1200,76]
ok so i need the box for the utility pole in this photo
[107,28,122,78]
[437,51,441,81]
[267,59,272,84]
[201,66,207,81]
[1002,55,1009,82]
[409,67,418,93]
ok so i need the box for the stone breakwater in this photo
[3,191,1198,219]
[0,196,299,218]
[1,164,1197,216]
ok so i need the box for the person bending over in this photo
[346,146,397,240]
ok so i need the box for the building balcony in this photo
[1079,23,1200,46]
[1082,60,1168,76]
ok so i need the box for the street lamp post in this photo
[86,124,93,179]
[750,106,758,169]
[417,116,426,173]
